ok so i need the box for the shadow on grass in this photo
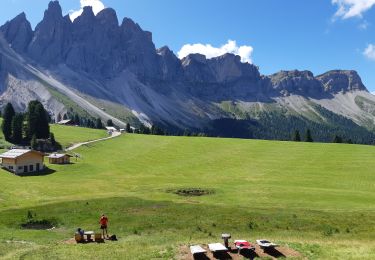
[18,168,56,177]
[240,249,259,259]
[213,251,232,260]
[264,247,285,258]
[193,254,210,260]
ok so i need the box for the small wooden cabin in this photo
[0,149,44,174]
[48,153,72,164]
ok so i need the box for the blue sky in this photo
[1,0,375,91]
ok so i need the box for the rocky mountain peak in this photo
[0,12,33,52]
[45,1,63,19]
[27,0,70,65]
[181,54,207,66]
[96,8,118,27]
[270,70,323,97]
[317,70,366,93]
[73,6,95,25]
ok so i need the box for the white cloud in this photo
[177,40,254,63]
[69,0,105,21]
[363,44,375,60]
[332,0,375,19]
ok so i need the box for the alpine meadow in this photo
[0,0,375,259]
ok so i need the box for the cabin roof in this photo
[0,149,43,159]
[47,153,72,159]
[57,119,72,125]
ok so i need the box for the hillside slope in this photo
[0,133,374,258]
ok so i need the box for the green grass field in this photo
[50,124,108,148]
[0,127,374,259]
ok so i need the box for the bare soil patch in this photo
[21,220,55,230]
[168,188,214,197]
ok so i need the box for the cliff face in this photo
[0,0,373,137]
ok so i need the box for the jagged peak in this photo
[121,17,142,31]
[157,46,173,55]
[14,12,27,21]
[63,14,72,25]
[72,6,95,25]
[45,0,63,18]
[96,8,118,26]
[182,53,207,64]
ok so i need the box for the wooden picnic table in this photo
[84,231,95,240]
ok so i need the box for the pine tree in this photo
[35,103,50,139]
[95,118,103,129]
[126,123,131,133]
[305,129,313,142]
[333,135,343,143]
[74,114,80,125]
[26,101,50,140]
[50,132,56,146]
[31,135,37,150]
[56,113,62,123]
[11,113,24,144]
[293,130,301,142]
[2,103,15,142]
[107,119,114,127]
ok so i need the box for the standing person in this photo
[99,214,109,239]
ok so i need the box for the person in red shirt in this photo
[99,214,109,239]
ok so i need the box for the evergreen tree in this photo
[2,103,15,142]
[305,129,313,142]
[56,113,62,123]
[74,114,80,125]
[11,113,24,144]
[151,125,165,135]
[50,132,56,146]
[35,103,50,139]
[126,123,131,133]
[293,130,301,142]
[333,135,343,143]
[63,114,68,120]
[26,101,50,140]
[95,118,103,129]
[31,135,37,150]
[107,119,114,127]
[139,124,150,134]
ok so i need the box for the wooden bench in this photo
[74,233,84,243]
[95,233,104,242]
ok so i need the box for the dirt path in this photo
[66,131,121,151]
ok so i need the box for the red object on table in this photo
[235,240,255,250]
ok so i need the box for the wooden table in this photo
[84,231,95,241]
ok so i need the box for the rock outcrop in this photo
[317,70,366,93]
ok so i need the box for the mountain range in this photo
[1,1,375,143]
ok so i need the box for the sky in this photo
[1,0,375,91]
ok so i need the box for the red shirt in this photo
[100,216,108,226]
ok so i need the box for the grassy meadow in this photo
[49,124,108,148]
[0,127,374,259]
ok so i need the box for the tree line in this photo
[1,101,60,150]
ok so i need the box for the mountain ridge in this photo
[1,1,375,143]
